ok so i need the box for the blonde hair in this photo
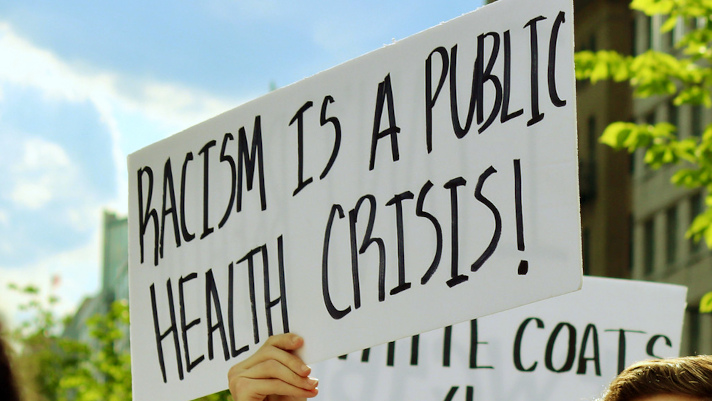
[601,355,712,401]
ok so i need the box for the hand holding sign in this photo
[227,334,318,401]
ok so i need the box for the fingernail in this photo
[302,364,311,374]
[293,335,306,349]
[307,377,319,387]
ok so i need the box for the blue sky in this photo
[0,0,485,326]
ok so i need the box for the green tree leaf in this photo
[700,291,712,313]
[575,0,712,249]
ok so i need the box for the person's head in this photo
[601,355,712,401]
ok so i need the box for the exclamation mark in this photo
[514,159,528,275]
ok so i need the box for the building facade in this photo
[63,210,129,350]
[575,0,712,355]
[487,0,712,356]
[626,5,712,356]
[575,0,634,280]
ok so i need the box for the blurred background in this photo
[3,0,712,400]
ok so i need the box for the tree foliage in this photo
[575,0,712,245]
[7,284,231,401]
[6,283,86,401]
[56,300,132,401]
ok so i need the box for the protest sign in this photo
[312,277,688,401]
[127,0,581,399]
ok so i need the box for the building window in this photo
[631,17,637,55]
[582,228,590,275]
[580,115,598,201]
[686,308,700,355]
[645,111,656,126]
[641,112,657,173]
[588,115,597,159]
[692,104,703,138]
[629,215,635,275]
[637,14,654,54]
[686,16,701,36]
[667,99,679,129]
[666,206,678,266]
[690,192,704,254]
[643,218,655,275]
[664,18,676,51]
[588,33,597,53]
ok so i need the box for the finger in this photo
[238,334,310,376]
[240,359,318,391]
[264,333,304,352]
[229,376,318,401]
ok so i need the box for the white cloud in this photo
[1,135,104,238]
[0,22,236,129]
[17,137,71,169]
[10,182,53,209]
[10,137,75,210]
[0,21,241,214]
[0,236,101,331]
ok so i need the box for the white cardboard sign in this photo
[127,0,581,399]
[312,277,688,401]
